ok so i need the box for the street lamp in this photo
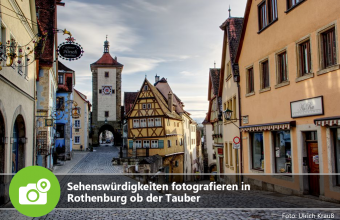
[223,108,233,121]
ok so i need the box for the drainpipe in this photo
[237,80,243,181]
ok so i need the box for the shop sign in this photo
[57,37,84,61]
[45,119,53,127]
[290,96,324,118]
[217,148,223,155]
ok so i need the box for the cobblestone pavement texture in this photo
[1,145,340,219]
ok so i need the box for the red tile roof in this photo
[210,68,221,96]
[124,92,139,114]
[91,53,123,67]
[58,61,74,72]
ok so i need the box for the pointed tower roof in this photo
[90,37,123,68]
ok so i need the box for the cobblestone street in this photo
[1,145,340,219]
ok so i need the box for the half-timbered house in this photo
[127,79,184,182]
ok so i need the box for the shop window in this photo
[273,131,292,173]
[320,27,337,69]
[332,128,340,185]
[250,132,264,170]
[277,51,288,84]
[298,39,311,76]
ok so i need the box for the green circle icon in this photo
[9,166,60,217]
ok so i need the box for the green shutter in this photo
[129,140,133,149]
[158,140,164,148]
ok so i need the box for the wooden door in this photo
[307,142,320,196]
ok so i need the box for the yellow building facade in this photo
[127,79,184,182]
[236,0,340,200]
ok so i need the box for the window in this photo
[58,74,64,84]
[56,97,64,110]
[148,118,154,127]
[147,104,151,109]
[105,111,109,117]
[232,96,236,119]
[176,140,178,146]
[56,124,64,138]
[140,119,147,127]
[273,131,292,173]
[133,119,139,128]
[74,120,80,128]
[75,129,79,132]
[332,128,340,185]
[167,140,171,148]
[250,132,264,170]
[143,140,150,148]
[321,27,337,69]
[225,143,229,165]
[260,60,270,89]
[151,140,158,148]
[105,72,109,77]
[142,104,146,109]
[229,143,233,167]
[155,118,161,127]
[75,136,80,144]
[226,62,232,78]
[258,1,267,31]
[144,85,148,91]
[277,51,288,83]
[247,67,254,94]
[298,40,311,76]
[287,0,304,10]
[258,0,277,31]
[136,140,142,148]
[99,89,102,94]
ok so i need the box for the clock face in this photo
[102,86,112,95]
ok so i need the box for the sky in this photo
[57,0,247,124]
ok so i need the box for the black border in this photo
[290,96,324,118]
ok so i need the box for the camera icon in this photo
[19,179,51,205]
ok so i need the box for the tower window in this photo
[105,72,109,77]
[105,111,109,117]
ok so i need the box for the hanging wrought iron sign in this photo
[57,36,84,61]
[72,102,81,118]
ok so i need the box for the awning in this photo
[164,152,184,157]
[314,116,340,126]
[240,121,296,132]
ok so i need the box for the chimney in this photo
[168,91,173,112]
[155,74,160,84]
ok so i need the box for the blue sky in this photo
[57,0,247,123]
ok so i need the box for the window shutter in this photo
[158,140,164,148]
[129,140,133,149]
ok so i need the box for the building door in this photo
[12,115,25,173]
[307,142,320,196]
[0,111,5,204]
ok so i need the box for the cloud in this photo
[179,71,194,76]
[118,57,165,75]
[123,0,169,13]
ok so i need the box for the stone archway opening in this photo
[12,115,25,173]
[99,130,114,144]
[98,124,121,146]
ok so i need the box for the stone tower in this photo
[90,38,123,146]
